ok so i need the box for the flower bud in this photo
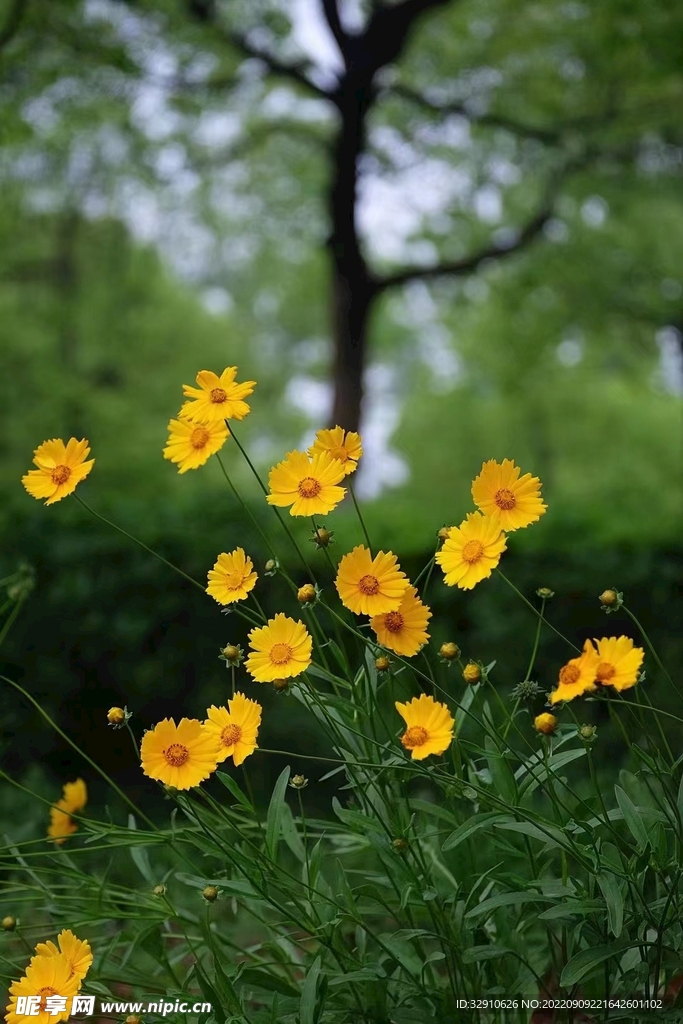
[220,643,243,668]
[310,525,333,548]
[375,655,391,672]
[536,587,555,600]
[391,838,407,852]
[599,588,623,613]
[272,678,290,692]
[534,713,558,736]
[107,706,126,728]
[1,916,16,931]
[297,584,317,605]
[151,884,166,897]
[290,774,308,789]
[202,886,219,903]
[462,662,481,684]
[439,642,460,661]
[579,724,597,742]
[125,1016,142,1024]
[437,526,452,542]
[264,558,278,575]
[510,679,541,702]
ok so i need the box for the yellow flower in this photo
[549,640,601,704]
[534,713,558,735]
[335,544,409,616]
[181,368,256,424]
[204,692,262,767]
[140,718,221,790]
[471,458,547,532]
[245,613,312,683]
[308,426,362,477]
[47,779,87,845]
[370,586,431,657]
[395,694,455,761]
[163,414,228,472]
[206,548,257,605]
[435,512,507,590]
[33,930,93,982]
[6,954,80,1024]
[22,438,94,505]
[593,636,644,692]
[266,450,346,517]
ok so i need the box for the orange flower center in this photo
[559,663,581,685]
[596,661,616,683]
[210,387,227,404]
[330,445,348,462]
[223,570,246,590]
[164,743,190,767]
[461,539,484,564]
[38,987,57,1011]
[50,465,71,485]
[269,642,293,666]
[494,487,517,511]
[401,726,429,749]
[191,427,210,449]
[384,611,404,633]
[298,476,321,499]
[221,724,241,747]
[358,574,380,595]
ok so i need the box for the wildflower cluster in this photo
[6,930,92,1024]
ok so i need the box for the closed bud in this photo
[534,713,558,736]
[272,678,290,692]
[310,525,333,549]
[290,774,308,789]
[439,642,460,662]
[536,587,555,600]
[437,526,452,542]
[462,662,481,684]
[151,884,166,897]
[264,558,278,575]
[297,584,317,605]
[375,655,391,672]
[599,588,623,613]
[1,915,16,931]
[202,886,219,903]
[220,643,243,667]
[579,724,597,742]
[107,706,127,728]
[125,1016,142,1024]
[391,838,407,852]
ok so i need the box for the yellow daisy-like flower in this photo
[6,954,80,1024]
[435,512,507,590]
[181,368,256,425]
[370,586,432,657]
[266,450,346,517]
[549,640,601,705]
[163,414,229,473]
[22,438,94,506]
[471,458,547,532]
[33,930,93,982]
[140,718,221,790]
[593,636,644,693]
[204,692,262,767]
[47,779,87,845]
[206,548,257,605]
[335,544,409,616]
[395,694,455,761]
[245,613,313,683]
[308,426,363,477]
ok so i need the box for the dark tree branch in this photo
[224,30,331,100]
[360,0,452,75]
[0,0,27,51]
[320,0,348,62]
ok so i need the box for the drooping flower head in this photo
[435,512,507,590]
[6,954,80,1024]
[206,548,257,605]
[549,640,601,705]
[593,636,644,693]
[471,458,547,532]
[308,426,362,477]
[47,779,87,844]
[181,368,256,424]
[33,930,93,982]
[140,718,221,790]
[245,613,313,683]
[266,450,346,517]
[370,586,432,657]
[22,439,94,505]
[204,692,262,767]
[335,545,409,616]
[163,414,228,473]
[395,694,455,761]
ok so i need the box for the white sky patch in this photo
[291,0,343,84]
[556,334,583,367]
[355,364,410,499]
[655,327,683,395]
[581,195,608,227]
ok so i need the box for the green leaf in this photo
[127,814,155,883]
[596,872,624,937]
[266,766,291,860]
[484,737,516,803]
[190,964,226,1024]
[560,944,623,987]
[442,813,507,852]
[465,891,554,923]
[238,968,299,998]
[676,771,683,823]
[494,819,567,849]
[300,956,322,1024]
[614,785,649,851]
[462,945,511,963]
[454,683,479,736]
[216,772,254,812]
[280,802,306,862]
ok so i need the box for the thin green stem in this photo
[495,569,579,651]
[348,478,371,549]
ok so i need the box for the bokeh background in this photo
[0,0,681,830]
